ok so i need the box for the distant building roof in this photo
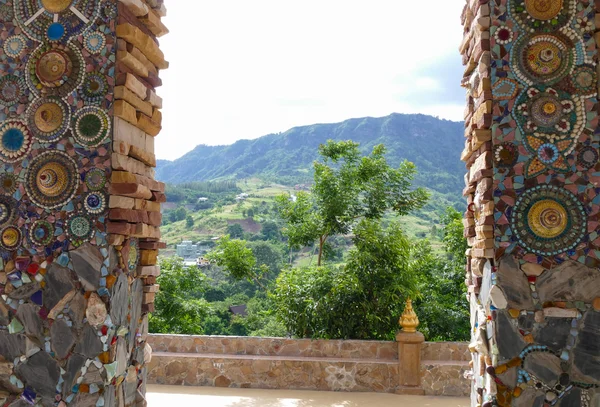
[229,305,247,316]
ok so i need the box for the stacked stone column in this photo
[0,0,167,406]
[461,0,600,406]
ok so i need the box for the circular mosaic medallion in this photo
[83,31,106,54]
[81,72,108,104]
[102,2,117,21]
[494,26,514,45]
[29,220,54,246]
[3,35,27,59]
[35,48,73,87]
[41,0,74,13]
[25,150,79,210]
[577,146,599,170]
[513,33,574,85]
[27,97,71,142]
[510,0,573,31]
[494,143,518,168]
[571,65,597,96]
[537,143,560,164]
[0,196,17,228]
[0,75,27,107]
[525,0,564,20]
[26,44,84,98]
[511,185,586,256]
[83,191,107,215]
[66,213,94,246]
[515,87,580,138]
[15,0,100,42]
[0,173,18,196]
[528,199,568,239]
[0,4,13,21]
[47,22,66,42]
[84,168,107,191]
[0,120,33,163]
[1,226,21,251]
[72,106,110,147]
[530,95,566,128]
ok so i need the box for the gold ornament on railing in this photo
[399,298,419,333]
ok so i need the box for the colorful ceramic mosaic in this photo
[0,0,168,406]
[461,0,600,406]
[492,0,599,266]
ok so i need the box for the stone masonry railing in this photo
[146,334,470,397]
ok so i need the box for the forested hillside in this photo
[157,113,464,205]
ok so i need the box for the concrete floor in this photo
[147,385,470,407]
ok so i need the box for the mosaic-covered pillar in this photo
[461,0,600,406]
[0,0,168,405]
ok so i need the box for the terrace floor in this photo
[147,385,470,407]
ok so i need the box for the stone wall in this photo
[146,334,471,397]
[0,1,167,406]
[460,0,600,406]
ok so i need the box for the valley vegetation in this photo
[150,140,470,342]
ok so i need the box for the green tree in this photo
[149,257,210,334]
[226,223,244,239]
[186,215,194,229]
[207,235,268,290]
[276,140,428,266]
[273,220,421,340]
[247,241,285,278]
[415,208,470,341]
[203,315,228,335]
[260,221,280,241]
[168,206,187,223]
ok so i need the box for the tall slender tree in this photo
[276,140,429,266]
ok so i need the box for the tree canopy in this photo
[276,140,429,265]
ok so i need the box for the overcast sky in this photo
[157,1,466,160]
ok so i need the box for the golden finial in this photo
[399,298,419,333]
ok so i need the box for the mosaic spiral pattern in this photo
[570,65,597,97]
[25,150,79,210]
[83,31,106,54]
[65,213,94,246]
[0,120,33,163]
[513,87,584,176]
[81,72,108,104]
[72,106,110,146]
[511,185,586,256]
[84,168,107,191]
[0,226,22,251]
[28,219,54,246]
[577,146,599,170]
[512,32,575,85]
[3,35,27,59]
[509,0,575,32]
[27,97,71,142]
[526,0,564,20]
[0,173,19,196]
[26,43,84,98]
[0,75,27,107]
[83,191,107,215]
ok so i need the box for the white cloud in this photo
[156,0,465,160]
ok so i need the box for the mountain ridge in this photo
[156,113,465,205]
